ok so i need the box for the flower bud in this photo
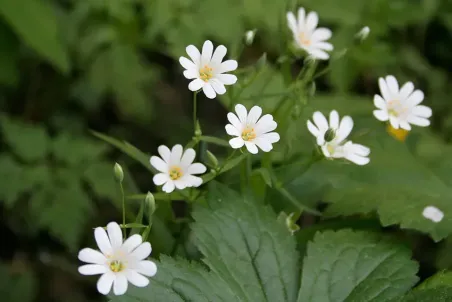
[286,213,300,234]
[206,150,219,168]
[356,26,370,41]
[195,121,202,137]
[114,163,124,182]
[145,192,156,217]
[308,81,316,98]
[244,29,257,45]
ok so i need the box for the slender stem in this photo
[120,183,126,238]
[193,91,198,132]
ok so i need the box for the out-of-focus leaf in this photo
[0,263,36,302]
[0,0,70,72]
[83,161,117,201]
[0,22,19,86]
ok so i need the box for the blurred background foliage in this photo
[1,0,452,301]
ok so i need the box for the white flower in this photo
[307,110,370,165]
[287,7,333,60]
[225,104,280,154]
[179,40,238,99]
[423,206,444,223]
[356,26,370,41]
[373,75,432,130]
[150,144,207,193]
[78,222,157,296]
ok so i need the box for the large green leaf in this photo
[0,263,36,302]
[0,0,69,72]
[109,256,237,302]
[192,182,300,302]
[399,287,452,302]
[298,229,419,302]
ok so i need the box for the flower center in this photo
[298,32,311,46]
[387,99,407,117]
[241,127,256,141]
[326,144,336,155]
[169,166,183,180]
[199,65,213,82]
[109,260,124,273]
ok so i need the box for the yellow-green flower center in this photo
[298,32,311,46]
[109,260,124,273]
[199,65,213,82]
[241,127,256,141]
[326,144,336,155]
[169,166,183,180]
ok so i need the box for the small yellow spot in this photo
[169,166,183,180]
[199,65,213,82]
[387,124,408,142]
[326,144,335,155]
[241,127,256,141]
[298,32,311,46]
[109,260,124,273]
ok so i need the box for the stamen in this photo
[169,166,183,180]
[109,260,124,273]
[199,65,213,82]
[241,127,256,141]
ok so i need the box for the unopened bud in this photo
[244,29,257,45]
[308,81,316,98]
[206,150,219,168]
[195,121,202,137]
[356,26,370,41]
[286,213,300,234]
[145,192,156,217]
[255,52,267,70]
[114,163,124,182]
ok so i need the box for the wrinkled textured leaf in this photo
[192,182,299,302]
[399,287,452,302]
[298,229,419,302]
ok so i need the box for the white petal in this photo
[187,163,207,174]
[202,83,216,99]
[255,119,277,135]
[407,116,430,127]
[374,95,386,109]
[94,228,112,256]
[312,111,329,132]
[385,75,399,96]
[245,141,259,154]
[254,137,273,152]
[229,137,245,149]
[225,124,240,136]
[216,74,237,85]
[405,90,424,107]
[378,77,391,101]
[184,175,203,187]
[183,69,198,79]
[150,156,168,173]
[179,57,196,71]
[287,12,298,34]
[329,110,339,129]
[316,134,326,146]
[153,173,168,186]
[107,222,123,249]
[308,49,329,60]
[210,79,226,95]
[311,28,332,41]
[399,81,414,100]
[423,206,444,223]
[157,145,171,163]
[235,104,248,124]
[170,144,183,165]
[201,40,214,66]
[306,11,319,31]
[113,274,128,296]
[78,264,108,275]
[174,180,188,190]
[247,106,262,125]
[219,60,238,73]
[412,105,432,118]
[211,45,227,65]
[345,153,370,165]
[97,272,115,295]
[186,45,201,66]
[307,120,320,137]
[335,116,353,143]
[122,234,142,253]
[399,121,411,130]
[297,7,306,30]
[131,242,152,260]
[162,181,175,193]
[188,79,205,91]
[260,132,280,143]
[313,41,333,51]
[227,112,242,130]
[78,248,107,265]
[180,148,196,168]
[125,270,149,287]
[389,116,400,129]
[373,110,389,121]
[350,143,370,156]
[136,260,157,277]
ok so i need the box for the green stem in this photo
[120,182,126,238]
[193,91,198,132]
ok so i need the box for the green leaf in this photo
[0,22,19,86]
[298,229,419,302]
[399,287,452,301]
[0,0,70,73]
[84,161,117,201]
[192,182,300,301]
[0,263,36,302]
[416,271,452,291]
[0,116,49,162]
[109,255,237,302]
[91,131,153,173]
